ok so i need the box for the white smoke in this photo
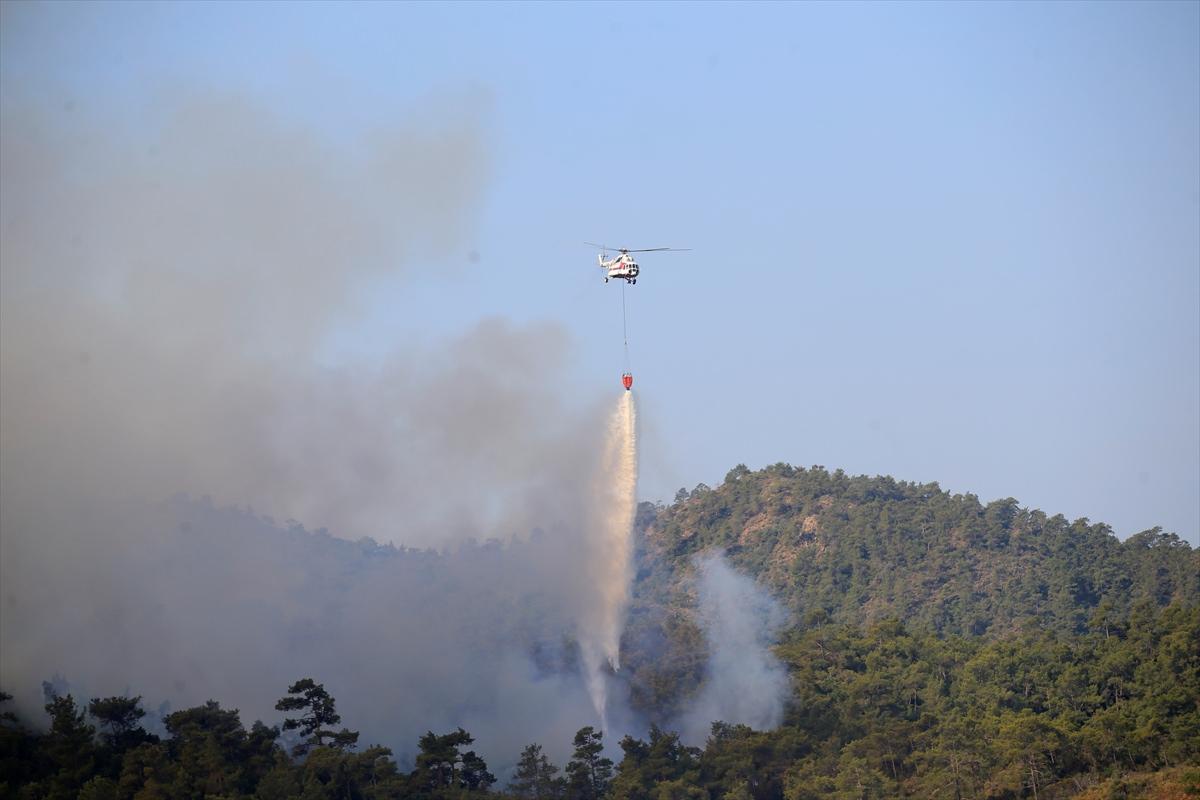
[578,391,638,732]
[674,552,791,744]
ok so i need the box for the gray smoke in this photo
[0,88,598,549]
[4,495,634,765]
[0,90,624,766]
[0,80,785,770]
[673,553,791,745]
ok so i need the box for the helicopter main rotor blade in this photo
[585,243,692,253]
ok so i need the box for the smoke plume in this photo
[0,89,628,765]
[0,89,609,550]
[0,80,779,769]
[673,553,791,745]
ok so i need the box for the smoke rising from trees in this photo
[0,90,786,767]
[673,553,791,745]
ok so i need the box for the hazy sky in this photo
[3,1,1197,544]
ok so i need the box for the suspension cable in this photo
[622,281,628,348]
[621,281,630,371]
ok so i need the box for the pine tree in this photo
[510,743,563,799]
[566,727,613,800]
[89,696,154,753]
[413,728,494,794]
[42,693,97,800]
[274,678,359,755]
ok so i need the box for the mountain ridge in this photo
[632,462,1197,638]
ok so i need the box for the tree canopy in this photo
[2,463,1197,798]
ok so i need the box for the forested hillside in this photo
[2,464,1198,799]
[637,463,1196,636]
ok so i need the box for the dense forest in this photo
[2,464,1197,799]
[637,464,1196,637]
[621,464,1198,720]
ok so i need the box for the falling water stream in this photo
[579,391,637,732]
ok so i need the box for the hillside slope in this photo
[2,469,1197,798]
[633,463,1197,637]
[619,463,1198,723]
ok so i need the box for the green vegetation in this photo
[769,605,1199,798]
[275,679,359,756]
[639,464,1196,638]
[2,463,1197,798]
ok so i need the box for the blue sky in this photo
[3,1,1198,544]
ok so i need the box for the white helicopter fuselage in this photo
[600,253,639,283]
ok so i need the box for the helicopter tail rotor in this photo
[584,242,610,260]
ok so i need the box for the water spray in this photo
[579,391,637,731]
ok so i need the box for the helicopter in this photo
[586,243,690,284]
